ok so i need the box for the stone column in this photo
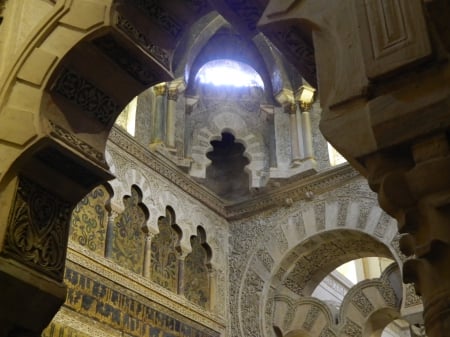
[166,88,178,149]
[142,232,155,278]
[151,83,167,145]
[286,102,302,165]
[296,85,315,161]
[299,101,313,160]
[208,267,218,313]
[177,253,188,295]
[366,133,450,337]
[259,0,450,336]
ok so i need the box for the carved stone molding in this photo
[115,14,171,69]
[355,0,431,78]
[48,120,107,166]
[4,176,72,281]
[93,35,158,86]
[128,0,183,39]
[341,318,362,337]
[351,290,374,317]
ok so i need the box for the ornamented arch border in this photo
[233,192,402,337]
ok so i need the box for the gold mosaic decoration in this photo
[111,185,148,274]
[184,227,211,308]
[151,208,181,292]
[70,185,111,255]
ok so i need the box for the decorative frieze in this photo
[63,265,220,337]
[302,305,320,331]
[342,318,362,337]
[351,290,374,317]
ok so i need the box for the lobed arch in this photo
[190,113,267,188]
[272,263,403,337]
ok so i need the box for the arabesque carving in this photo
[4,176,71,281]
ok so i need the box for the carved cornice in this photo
[225,165,359,220]
[108,127,360,220]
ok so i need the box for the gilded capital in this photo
[284,102,297,114]
[154,83,167,96]
[168,88,179,101]
[296,85,315,112]
[299,101,313,112]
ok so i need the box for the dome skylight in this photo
[196,59,264,88]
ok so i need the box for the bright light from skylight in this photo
[196,59,264,88]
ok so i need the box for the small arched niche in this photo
[204,132,250,201]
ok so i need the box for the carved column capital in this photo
[153,83,167,96]
[365,133,450,337]
[167,88,179,101]
[299,101,313,112]
[283,102,297,114]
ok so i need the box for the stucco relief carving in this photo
[115,14,171,69]
[48,120,107,166]
[4,176,71,281]
[53,68,120,126]
[230,179,400,337]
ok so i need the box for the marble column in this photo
[299,101,314,160]
[152,83,167,144]
[104,211,118,258]
[365,134,450,337]
[166,88,178,149]
[286,102,302,165]
[177,253,187,295]
[142,232,155,278]
[208,267,217,312]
